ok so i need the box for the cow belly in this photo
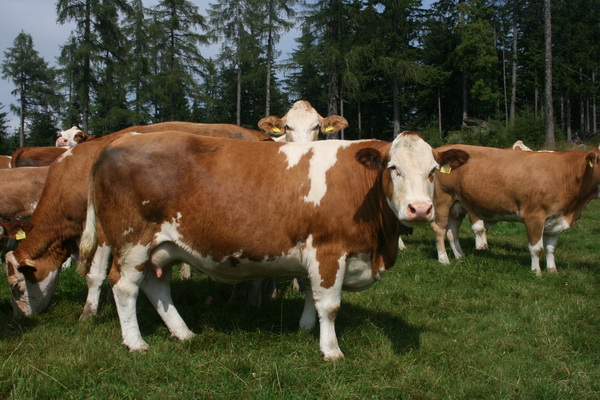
[150,241,307,284]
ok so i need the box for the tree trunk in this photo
[265,1,273,117]
[462,73,469,125]
[393,77,401,137]
[438,86,443,139]
[510,21,518,125]
[544,0,555,148]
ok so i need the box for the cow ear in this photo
[356,148,385,170]
[258,116,285,136]
[586,152,598,168]
[320,115,349,135]
[435,148,470,170]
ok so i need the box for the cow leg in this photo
[308,257,346,361]
[524,218,544,276]
[432,221,451,264]
[543,234,559,273]
[140,267,195,342]
[446,213,464,259]
[432,192,455,264]
[178,263,191,280]
[111,259,148,352]
[397,236,406,250]
[80,243,112,321]
[469,215,489,250]
[299,283,317,331]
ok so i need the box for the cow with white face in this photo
[75,131,469,360]
[55,126,97,147]
[258,100,348,142]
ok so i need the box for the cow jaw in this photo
[386,132,436,226]
[5,251,61,316]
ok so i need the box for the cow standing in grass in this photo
[76,131,468,360]
[432,144,600,275]
[5,122,274,319]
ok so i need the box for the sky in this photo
[0,0,301,131]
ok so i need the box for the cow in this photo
[4,122,274,319]
[11,147,68,167]
[70,131,469,360]
[55,126,98,147]
[258,100,348,142]
[0,155,11,168]
[431,144,600,275]
[0,166,49,219]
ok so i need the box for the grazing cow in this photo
[11,147,68,167]
[0,166,49,219]
[0,155,11,168]
[258,100,348,142]
[432,144,600,275]
[73,131,469,360]
[55,126,97,147]
[5,122,274,319]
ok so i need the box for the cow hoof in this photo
[78,305,97,321]
[547,267,558,274]
[172,330,195,342]
[322,350,344,362]
[124,341,149,353]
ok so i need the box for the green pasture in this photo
[1,202,599,399]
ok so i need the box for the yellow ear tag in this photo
[272,127,281,133]
[440,165,452,174]
[588,160,594,168]
[16,229,27,240]
[325,125,334,132]
[25,259,35,267]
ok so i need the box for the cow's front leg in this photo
[80,243,112,321]
[141,266,195,342]
[111,259,148,352]
[446,212,465,259]
[432,221,450,264]
[543,234,559,273]
[308,256,346,361]
[524,217,544,276]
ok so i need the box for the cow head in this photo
[258,100,348,142]
[56,126,96,147]
[5,251,61,316]
[357,131,470,227]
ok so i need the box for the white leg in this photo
[543,234,558,273]
[528,238,543,276]
[432,222,451,264]
[471,219,489,250]
[299,283,317,331]
[140,268,195,342]
[446,216,464,259]
[397,236,406,250]
[178,263,191,280]
[310,259,346,361]
[80,244,111,321]
[112,265,148,351]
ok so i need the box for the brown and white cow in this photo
[0,166,49,219]
[5,122,274,318]
[55,126,97,147]
[11,147,68,167]
[432,144,600,275]
[0,155,12,168]
[73,131,468,360]
[258,100,348,142]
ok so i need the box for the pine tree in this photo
[1,31,58,146]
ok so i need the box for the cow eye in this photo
[284,125,292,131]
[428,168,436,177]
[388,165,402,177]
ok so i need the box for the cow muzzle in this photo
[407,202,433,222]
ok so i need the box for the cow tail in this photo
[77,181,99,277]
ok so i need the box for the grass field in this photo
[1,202,600,399]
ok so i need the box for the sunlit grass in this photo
[1,202,599,399]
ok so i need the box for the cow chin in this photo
[5,253,60,316]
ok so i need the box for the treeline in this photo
[1,0,598,153]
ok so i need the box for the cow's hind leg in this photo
[144,242,195,341]
[110,257,148,352]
